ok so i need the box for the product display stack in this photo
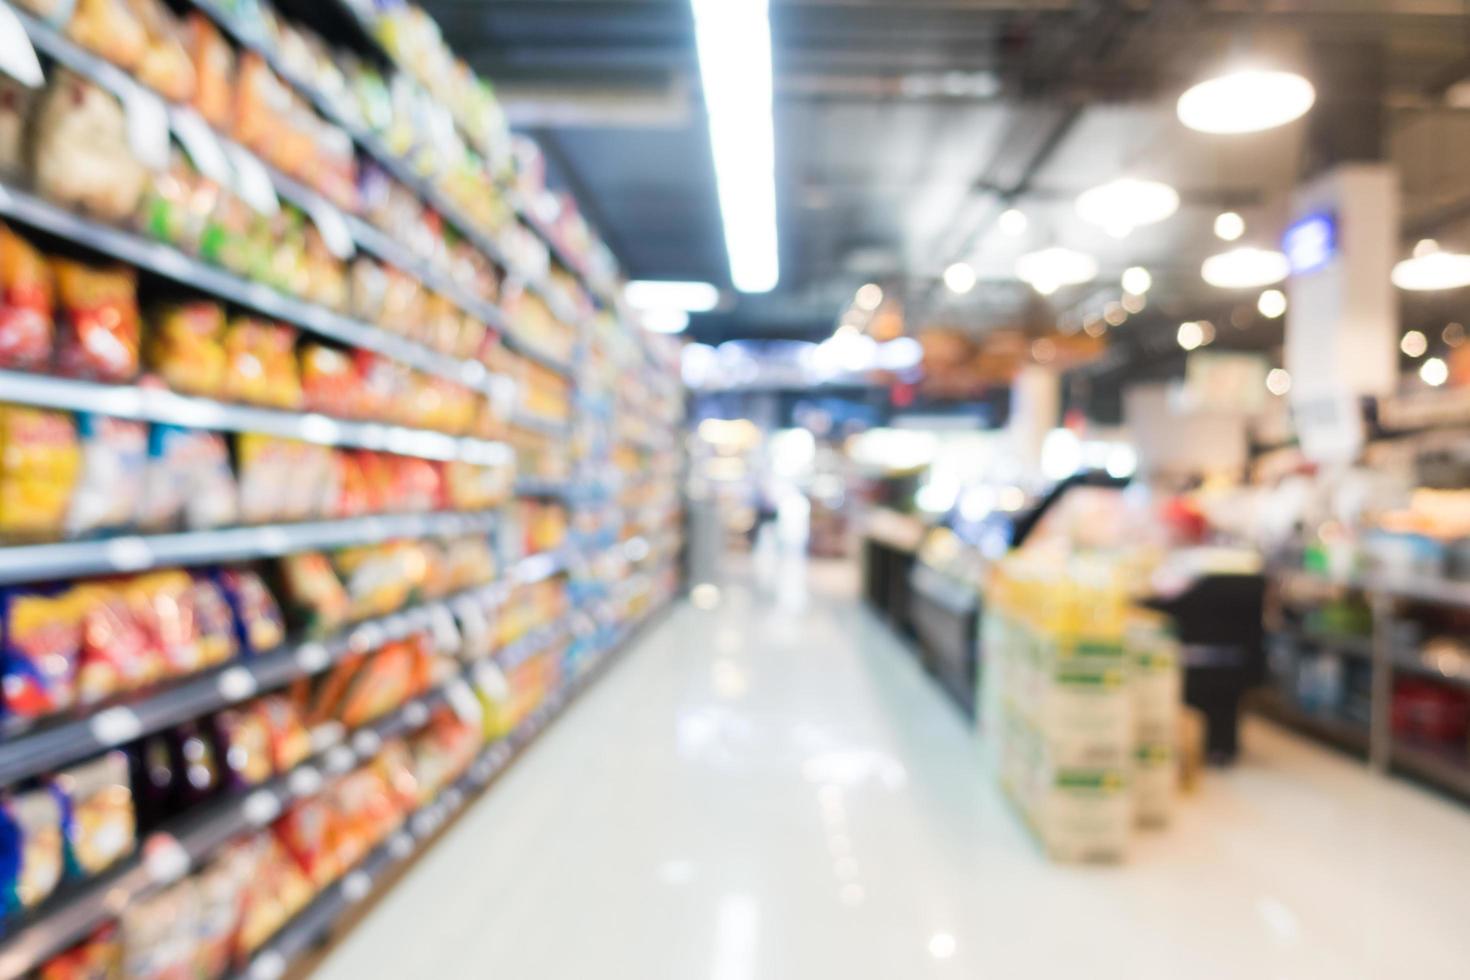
[0,0,683,976]
[985,553,1182,861]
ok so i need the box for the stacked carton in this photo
[985,555,1181,861]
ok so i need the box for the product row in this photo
[0,406,515,541]
[0,532,511,724]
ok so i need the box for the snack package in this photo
[276,552,351,638]
[146,301,228,398]
[66,415,147,536]
[0,223,55,371]
[333,638,423,728]
[192,843,254,977]
[0,407,81,540]
[0,79,34,179]
[76,582,164,702]
[172,720,222,807]
[274,796,337,887]
[213,705,274,789]
[222,318,302,410]
[322,767,399,871]
[191,576,238,668]
[52,259,142,383]
[138,148,218,254]
[37,924,123,980]
[129,733,175,834]
[373,738,420,810]
[126,0,196,103]
[332,544,418,622]
[214,568,285,655]
[65,0,148,70]
[235,435,331,525]
[125,572,201,677]
[300,344,362,419]
[32,71,148,222]
[237,834,312,954]
[139,427,238,532]
[53,751,135,878]
[0,786,65,915]
[120,875,197,980]
[186,13,236,130]
[257,695,311,772]
[1,587,84,719]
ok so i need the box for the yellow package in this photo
[0,406,81,539]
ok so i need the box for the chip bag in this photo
[0,787,66,915]
[0,223,55,371]
[1,587,84,720]
[66,414,147,536]
[52,259,141,384]
[0,407,81,540]
[53,751,135,878]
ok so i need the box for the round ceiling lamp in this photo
[944,262,977,295]
[1015,246,1099,295]
[1177,68,1316,134]
[1075,178,1179,238]
[1391,240,1470,291]
[1201,247,1290,289]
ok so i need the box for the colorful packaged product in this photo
[0,587,84,719]
[236,833,312,954]
[172,720,223,808]
[66,415,147,536]
[139,426,238,532]
[53,751,135,878]
[186,13,235,130]
[0,786,66,915]
[257,695,311,772]
[0,406,81,540]
[191,843,254,977]
[65,0,149,71]
[0,223,55,371]
[31,72,148,222]
[120,875,198,980]
[52,259,142,384]
[276,552,351,638]
[146,301,228,398]
[125,571,202,677]
[126,0,197,103]
[76,582,163,702]
[222,318,303,410]
[274,796,337,887]
[37,924,123,980]
[214,568,285,655]
[213,705,275,789]
[191,576,238,669]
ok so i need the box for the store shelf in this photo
[0,680,455,978]
[1274,567,1470,612]
[1389,651,1470,689]
[233,603,659,980]
[0,371,511,466]
[0,510,499,586]
[515,478,571,499]
[495,621,572,673]
[512,410,573,438]
[0,176,491,393]
[1250,689,1371,757]
[1391,739,1470,799]
[506,339,577,378]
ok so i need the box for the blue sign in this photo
[1283,212,1337,275]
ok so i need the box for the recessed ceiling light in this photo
[1421,356,1450,386]
[1177,321,1204,350]
[1178,68,1316,134]
[642,309,691,333]
[855,283,884,310]
[1121,266,1152,295]
[1015,246,1098,295]
[692,0,779,293]
[944,262,977,294]
[1201,247,1290,288]
[998,208,1029,236]
[1266,368,1292,396]
[1391,240,1470,291]
[1076,178,1179,237]
[1214,211,1245,241]
[625,280,721,312]
[1257,288,1287,318]
[1401,330,1428,358]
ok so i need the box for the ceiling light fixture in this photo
[1214,211,1245,241]
[1177,68,1316,134]
[1266,368,1292,396]
[1177,321,1204,351]
[1016,246,1098,295]
[1201,247,1290,288]
[998,208,1029,236]
[1076,178,1179,238]
[855,283,884,311]
[944,262,977,294]
[692,0,779,293]
[1391,239,1470,291]
[1401,330,1428,358]
[1257,288,1287,318]
[642,309,691,334]
[1422,357,1450,387]
[1121,266,1152,295]
[625,280,721,313]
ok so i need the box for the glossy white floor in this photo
[315,558,1470,979]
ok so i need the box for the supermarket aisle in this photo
[314,559,1470,980]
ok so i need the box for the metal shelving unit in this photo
[1262,567,1470,800]
[0,371,511,466]
[0,511,500,585]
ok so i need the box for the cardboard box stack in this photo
[985,554,1181,861]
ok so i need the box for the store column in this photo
[1009,364,1060,480]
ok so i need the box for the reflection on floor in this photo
[313,558,1470,979]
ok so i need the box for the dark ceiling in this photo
[425,0,1470,347]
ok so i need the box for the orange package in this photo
[52,259,141,383]
[147,301,228,398]
[0,224,55,371]
[187,13,235,129]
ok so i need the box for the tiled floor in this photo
[314,559,1470,979]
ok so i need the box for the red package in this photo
[275,797,338,887]
[77,583,164,702]
[52,259,141,383]
[0,224,54,371]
